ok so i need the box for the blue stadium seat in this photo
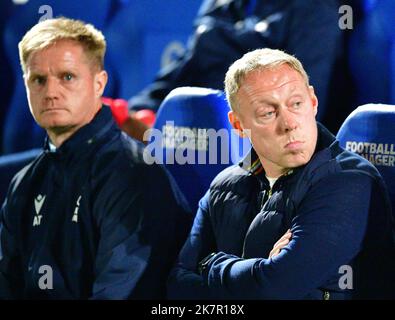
[146,87,251,213]
[0,148,41,205]
[104,0,201,99]
[348,0,395,106]
[1,0,113,154]
[337,104,395,213]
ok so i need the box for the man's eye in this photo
[33,77,46,85]
[293,102,302,108]
[63,74,74,81]
[263,111,275,118]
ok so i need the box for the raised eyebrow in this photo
[287,93,305,101]
[58,70,76,76]
[27,73,45,81]
[255,98,278,107]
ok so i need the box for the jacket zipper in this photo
[260,187,272,209]
[260,169,293,209]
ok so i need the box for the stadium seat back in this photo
[146,87,251,213]
[337,104,395,212]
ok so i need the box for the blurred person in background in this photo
[124,0,348,141]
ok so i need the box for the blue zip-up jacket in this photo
[0,106,191,299]
[168,123,395,299]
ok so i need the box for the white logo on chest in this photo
[72,195,82,223]
[33,194,46,226]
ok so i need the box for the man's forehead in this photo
[26,40,88,71]
[29,49,78,64]
[242,65,305,93]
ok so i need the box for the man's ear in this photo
[228,110,246,138]
[309,85,318,116]
[94,70,108,98]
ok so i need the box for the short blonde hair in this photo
[224,48,309,111]
[19,17,106,73]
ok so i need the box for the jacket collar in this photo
[239,122,337,176]
[43,105,116,156]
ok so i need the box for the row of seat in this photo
[152,89,395,215]
[0,86,394,217]
[1,0,395,156]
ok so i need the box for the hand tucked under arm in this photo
[269,229,292,258]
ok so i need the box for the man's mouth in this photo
[285,140,304,150]
[41,107,66,114]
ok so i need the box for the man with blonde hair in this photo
[168,48,395,299]
[0,17,191,299]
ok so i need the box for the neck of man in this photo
[47,126,80,148]
[262,166,289,179]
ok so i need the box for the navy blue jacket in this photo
[0,106,191,299]
[168,123,395,299]
[129,0,344,126]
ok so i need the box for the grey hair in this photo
[224,48,309,111]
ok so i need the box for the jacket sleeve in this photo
[202,172,375,299]
[90,163,191,299]
[167,190,217,299]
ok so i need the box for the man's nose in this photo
[44,77,59,99]
[279,108,298,132]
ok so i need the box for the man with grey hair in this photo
[0,17,191,299]
[168,48,395,299]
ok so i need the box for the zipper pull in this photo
[260,187,272,209]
